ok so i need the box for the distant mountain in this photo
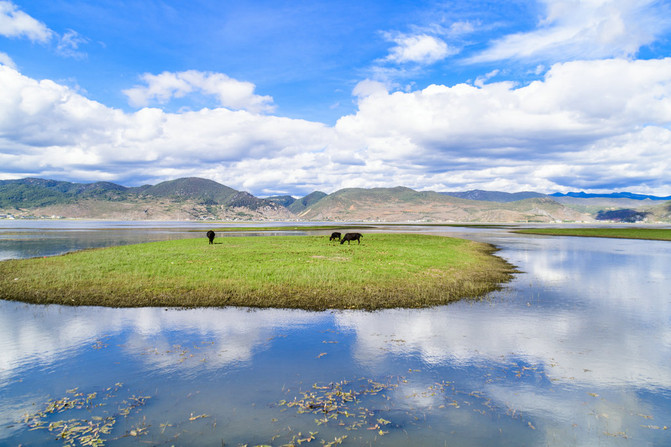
[288,191,327,214]
[2,178,669,222]
[265,191,329,212]
[265,195,296,208]
[0,177,292,220]
[440,190,547,202]
[551,191,671,201]
[139,177,238,204]
[298,186,590,223]
[0,178,131,208]
[595,209,651,223]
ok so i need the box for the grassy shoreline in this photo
[512,227,671,241]
[0,234,516,310]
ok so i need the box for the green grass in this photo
[513,227,671,241]
[0,234,516,310]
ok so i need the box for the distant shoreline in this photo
[513,228,671,241]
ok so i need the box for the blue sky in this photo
[1,0,671,196]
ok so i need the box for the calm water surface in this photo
[1,221,670,446]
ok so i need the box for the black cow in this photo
[340,232,363,245]
[206,230,215,244]
[329,232,341,241]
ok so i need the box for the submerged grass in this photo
[513,227,671,241]
[0,234,515,310]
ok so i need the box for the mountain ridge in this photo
[550,191,671,201]
[1,177,670,222]
[440,190,546,202]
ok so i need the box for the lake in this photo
[1,221,670,446]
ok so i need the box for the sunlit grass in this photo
[0,234,516,310]
[513,228,671,241]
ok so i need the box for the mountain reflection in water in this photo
[1,222,670,446]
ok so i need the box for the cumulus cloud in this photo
[334,58,671,193]
[2,57,671,195]
[469,0,671,63]
[383,33,456,65]
[352,79,389,99]
[0,0,53,42]
[0,51,15,68]
[123,70,275,113]
[0,2,90,59]
[341,58,671,153]
[0,64,330,191]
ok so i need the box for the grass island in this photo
[0,233,516,310]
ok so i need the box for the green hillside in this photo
[265,195,296,207]
[441,190,546,202]
[2,177,668,222]
[299,186,591,222]
[140,177,238,204]
[288,191,327,213]
[0,177,292,219]
[0,178,131,208]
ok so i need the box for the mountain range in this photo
[1,177,670,223]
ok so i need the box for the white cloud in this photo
[0,2,89,59]
[469,0,671,63]
[340,58,671,154]
[0,65,330,191]
[334,58,671,193]
[447,20,476,36]
[352,79,389,99]
[0,50,15,68]
[474,69,500,87]
[123,70,275,113]
[56,29,89,59]
[383,33,455,65]
[0,0,53,43]
[1,58,671,195]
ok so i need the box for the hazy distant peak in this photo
[551,191,671,201]
[440,190,547,203]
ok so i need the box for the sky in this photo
[1,0,671,197]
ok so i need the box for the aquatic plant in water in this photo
[266,375,539,446]
[19,383,150,446]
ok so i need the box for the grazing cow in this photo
[329,232,342,241]
[340,232,363,245]
[206,230,215,244]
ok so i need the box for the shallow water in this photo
[1,221,670,446]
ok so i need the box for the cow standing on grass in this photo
[340,233,363,245]
[206,230,215,244]
[329,232,341,241]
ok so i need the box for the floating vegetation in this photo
[255,373,552,446]
[266,377,400,445]
[140,342,213,364]
[18,383,150,446]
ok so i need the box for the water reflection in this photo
[0,228,200,260]
[1,225,671,445]
[0,303,327,386]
